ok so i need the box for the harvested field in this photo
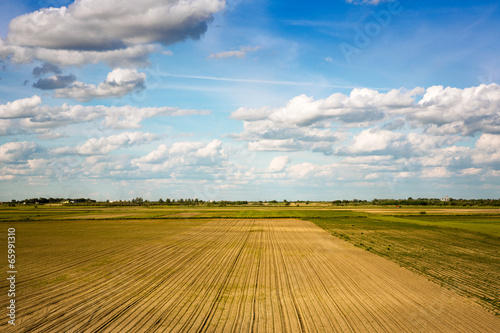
[1,218,499,332]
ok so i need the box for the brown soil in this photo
[2,219,499,332]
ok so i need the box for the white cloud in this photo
[0,141,39,163]
[460,168,482,176]
[0,0,225,67]
[231,88,418,154]
[37,132,68,140]
[101,106,210,129]
[231,84,500,158]
[209,46,261,59]
[0,120,16,136]
[0,38,158,68]
[132,139,226,173]
[394,171,414,178]
[472,134,500,165]
[287,162,320,179]
[336,128,405,155]
[0,96,209,133]
[475,133,500,153]
[421,167,451,178]
[54,132,158,155]
[54,68,146,101]
[287,162,336,180]
[336,128,460,158]
[267,155,290,172]
[364,173,380,180]
[0,96,42,119]
[409,84,500,135]
[346,0,393,5]
[248,139,303,152]
[419,146,471,168]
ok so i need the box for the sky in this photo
[0,0,500,201]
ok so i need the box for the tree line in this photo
[3,197,500,207]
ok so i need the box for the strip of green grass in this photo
[309,215,500,315]
[395,215,500,237]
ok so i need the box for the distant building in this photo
[440,195,449,202]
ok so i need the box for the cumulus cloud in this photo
[0,120,16,136]
[132,139,226,173]
[287,162,336,180]
[32,62,62,77]
[209,46,261,59]
[0,42,158,68]
[336,128,405,155]
[231,84,500,158]
[409,84,500,135]
[472,134,500,166]
[364,173,380,180]
[0,0,225,67]
[421,167,451,178]
[33,74,77,90]
[53,132,158,155]
[233,89,419,127]
[267,155,290,172]
[460,168,482,176]
[53,68,146,101]
[231,88,418,155]
[0,96,209,133]
[0,95,42,119]
[0,141,40,163]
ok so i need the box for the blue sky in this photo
[1,0,500,201]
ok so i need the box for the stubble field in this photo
[0,205,499,332]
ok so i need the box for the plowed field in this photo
[2,218,499,332]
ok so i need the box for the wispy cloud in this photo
[346,0,394,5]
[208,46,261,59]
[160,72,391,90]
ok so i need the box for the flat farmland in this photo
[310,210,500,315]
[1,213,499,332]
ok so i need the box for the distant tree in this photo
[132,197,144,205]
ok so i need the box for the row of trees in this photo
[4,197,500,207]
[8,198,96,205]
[370,198,500,206]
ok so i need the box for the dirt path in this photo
[2,219,499,332]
